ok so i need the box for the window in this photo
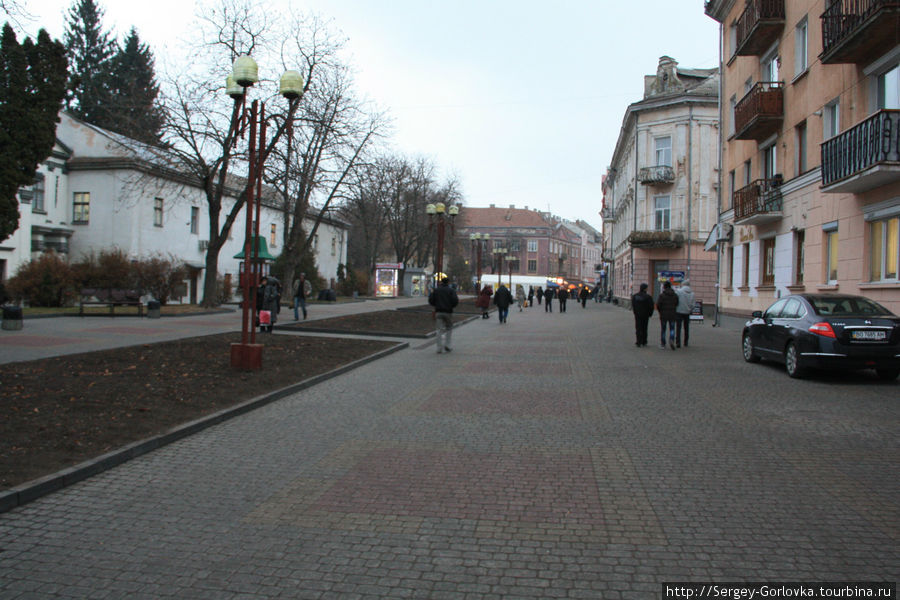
[655,136,672,167]
[528,259,537,272]
[331,236,336,256]
[795,229,805,285]
[796,120,808,175]
[508,259,520,273]
[794,17,808,75]
[870,217,899,281]
[727,246,735,288]
[270,223,277,247]
[762,237,776,286]
[729,23,737,58]
[781,298,804,319]
[32,175,45,213]
[509,239,521,252]
[73,192,90,224]
[742,243,750,288]
[153,198,163,227]
[761,48,779,83]
[654,195,671,231]
[527,239,538,252]
[727,170,735,211]
[729,95,737,137]
[877,63,900,109]
[823,98,840,140]
[824,225,839,283]
[762,144,777,180]
[190,206,199,234]
[744,159,752,186]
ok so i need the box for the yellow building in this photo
[704,0,900,315]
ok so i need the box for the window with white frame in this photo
[153,198,163,227]
[654,136,672,167]
[824,98,840,139]
[824,222,839,283]
[190,206,199,234]
[73,192,90,224]
[762,237,776,286]
[761,47,779,83]
[32,175,45,213]
[527,239,537,252]
[654,195,671,231]
[795,229,805,285]
[877,63,900,109]
[796,120,808,175]
[870,216,899,281]
[270,223,277,247]
[794,16,808,75]
[729,95,737,137]
[528,259,537,272]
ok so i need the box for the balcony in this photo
[821,109,900,193]
[735,0,785,56]
[820,0,900,64]
[627,230,685,249]
[733,178,783,225]
[734,82,783,141]
[638,165,675,186]
[600,206,616,222]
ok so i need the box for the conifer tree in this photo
[101,28,164,144]
[0,24,68,241]
[64,0,115,125]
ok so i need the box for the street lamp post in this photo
[426,202,459,285]
[469,232,489,291]
[228,55,304,371]
[493,247,507,286]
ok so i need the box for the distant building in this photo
[3,112,348,302]
[602,56,720,307]
[705,0,900,315]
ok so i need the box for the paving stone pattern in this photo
[0,303,898,598]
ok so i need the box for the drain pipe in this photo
[713,20,725,327]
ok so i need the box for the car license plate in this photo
[851,330,886,341]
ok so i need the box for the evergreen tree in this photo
[100,28,164,144]
[0,24,68,241]
[64,0,115,125]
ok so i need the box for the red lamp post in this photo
[492,247,507,286]
[227,55,303,370]
[469,232,490,291]
[426,202,458,284]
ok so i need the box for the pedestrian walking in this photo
[630,283,654,347]
[675,279,695,348]
[257,275,280,332]
[515,285,526,312]
[656,280,679,350]
[558,287,568,313]
[292,272,310,320]
[527,286,534,308]
[536,286,544,306]
[476,285,493,319]
[428,277,459,354]
[544,286,554,312]
[493,283,513,323]
[579,286,590,308]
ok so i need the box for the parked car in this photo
[741,294,900,380]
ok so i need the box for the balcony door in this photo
[877,64,900,109]
[761,47,779,84]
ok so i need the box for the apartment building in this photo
[602,56,720,307]
[705,0,900,315]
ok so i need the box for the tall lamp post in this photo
[469,232,489,291]
[228,55,304,370]
[426,202,459,284]
[492,247,507,286]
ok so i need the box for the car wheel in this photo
[784,342,805,378]
[875,368,900,381]
[742,332,760,363]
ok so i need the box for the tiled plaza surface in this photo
[0,301,897,598]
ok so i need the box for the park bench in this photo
[79,288,144,317]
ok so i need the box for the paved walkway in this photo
[0,300,897,598]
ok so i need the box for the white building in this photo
[2,112,348,302]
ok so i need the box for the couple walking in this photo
[631,279,695,349]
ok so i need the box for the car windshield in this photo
[808,296,894,317]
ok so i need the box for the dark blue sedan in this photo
[742,294,900,380]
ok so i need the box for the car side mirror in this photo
[752,310,763,318]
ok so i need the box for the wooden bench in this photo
[79,289,145,317]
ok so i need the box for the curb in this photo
[274,314,480,338]
[0,341,409,515]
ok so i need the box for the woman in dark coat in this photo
[476,285,493,319]
[493,284,513,323]
[527,286,535,308]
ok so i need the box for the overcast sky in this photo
[16,0,721,228]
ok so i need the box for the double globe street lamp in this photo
[492,247,507,286]
[469,232,490,292]
[426,202,459,285]
[228,55,304,370]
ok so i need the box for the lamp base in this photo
[230,343,263,370]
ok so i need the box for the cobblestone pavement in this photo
[1,302,898,598]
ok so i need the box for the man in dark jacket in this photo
[544,286,554,312]
[656,280,679,350]
[579,286,590,308]
[630,283,654,347]
[428,277,459,353]
[558,287,568,313]
[493,283,513,323]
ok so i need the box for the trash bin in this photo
[1,305,23,330]
[147,300,161,319]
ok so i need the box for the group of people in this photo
[630,279,695,349]
[473,284,595,319]
[254,272,312,332]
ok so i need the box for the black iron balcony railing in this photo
[638,165,675,186]
[734,178,783,222]
[821,109,900,192]
[734,82,784,141]
[735,0,785,56]
[821,0,900,64]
